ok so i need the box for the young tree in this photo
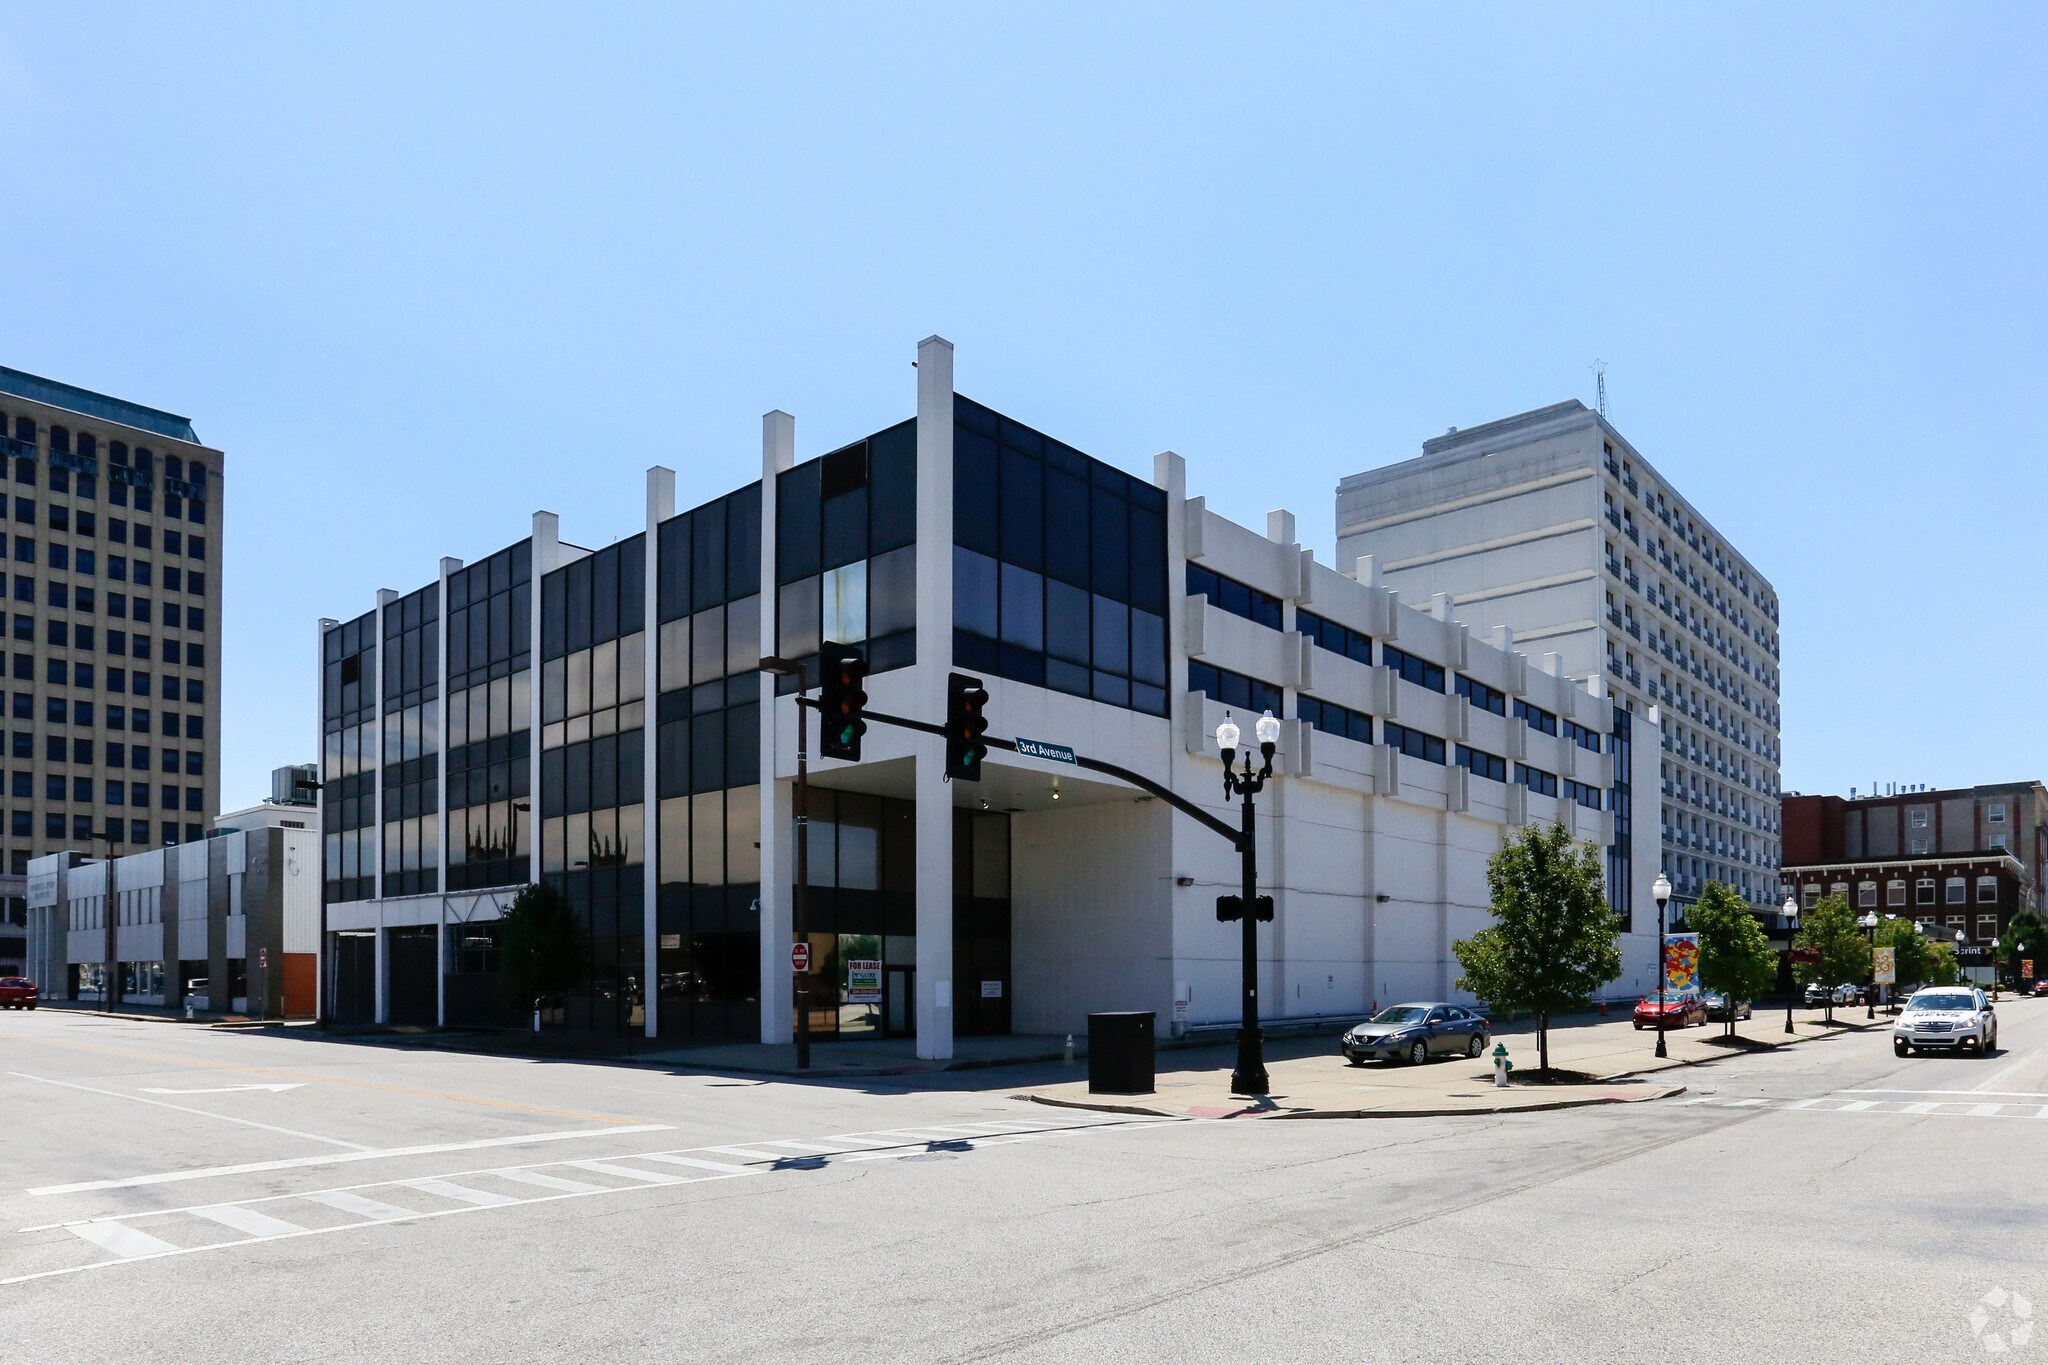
[498,882,590,1030]
[1926,938,1961,987]
[1688,881,1778,1038]
[1453,821,1622,1075]
[2001,907,2048,987]
[1791,896,1870,1024]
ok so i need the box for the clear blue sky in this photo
[3,4,2042,807]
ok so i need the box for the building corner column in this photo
[914,335,956,1060]
[758,412,796,1045]
[642,468,673,1039]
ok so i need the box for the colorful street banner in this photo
[846,959,883,1004]
[2025,960,2035,982]
[1874,946,1896,985]
[1662,934,1701,994]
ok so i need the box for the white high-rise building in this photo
[1336,400,1782,911]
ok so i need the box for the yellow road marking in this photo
[12,1036,647,1127]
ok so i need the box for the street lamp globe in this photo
[1253,710,1281,750]
[1215,713,1240,770]
[1652,872,1672,908]
[1783,895,1798,925]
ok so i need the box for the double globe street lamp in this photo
[1216,709,1282,1097]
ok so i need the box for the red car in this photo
[1632,992,1706,1030]
[0,976,39,1009]
[2032,981,2048,998]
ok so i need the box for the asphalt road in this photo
[3,1000,2044,1363]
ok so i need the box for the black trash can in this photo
[1088,1011,1156,1094]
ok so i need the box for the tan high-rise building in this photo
[0,367,223,879]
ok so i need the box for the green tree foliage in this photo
[1873,916,1938,995]
[2001,908,2048,984]
[1792,896,1871,1023]
[1926,938,1961,987]
[1688,881,1778,1037]
[498,882,590,1026]
[1453,822,1622,1074]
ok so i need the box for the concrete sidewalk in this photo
[1017,1007,1892,1119]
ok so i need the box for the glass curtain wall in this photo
[445,542,532,893]
[540,535,645,1034]
[654,483,763,1042]
[379,583,441,897]
[321,610,378,904]
[951,396,1168,714]
[773,421,916,690]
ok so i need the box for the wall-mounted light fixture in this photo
[1375,893,1392,903]
[1175,875,1195,887]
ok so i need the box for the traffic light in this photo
[1216,895,1275,923]
[946,672,990,782]
[818,644,869,761]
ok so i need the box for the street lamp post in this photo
[89,832,120,1013]
[1216,710,1281,1097]
[1652,873,1672,1059]
[1990,937,2001,999]
[1858,910,1878,1018]
[1782,895,1800,1035]
[1954,929,1968,989]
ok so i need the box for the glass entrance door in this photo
[885,965,913,1037]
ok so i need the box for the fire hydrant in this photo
[1492,1042,1513,1089]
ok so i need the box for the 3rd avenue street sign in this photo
[1014,737,1077,765]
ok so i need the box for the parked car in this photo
[0,976,37,1009]
[1894,987,1997,1056]
[1342,1002,1489,1066]
[1803,981,1832,1007]
[1633,991,1708,1030]
[1831,983,1865,1006]
[2032,980,2048,998]
[1703,991,1751,1022]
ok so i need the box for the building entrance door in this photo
[885,966,914,1037]
[387,927,438,1027]
[332,931,374,1024]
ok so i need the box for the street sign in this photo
[790,942,811,973]
[259,948,268,968]
[1790,947,1821,966]
[1014,736,1077,766]
[1874,946,1896,985]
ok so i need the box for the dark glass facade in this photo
[1609,707,1634,930]
[952,396,1168,715]
[380,584,440,897]
[657,484,764,1042]
[776,424,912,689]
[446,542,532,893]
[322,610,378,904]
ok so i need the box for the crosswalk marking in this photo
[1727,1098,1768,1107]
[1838,1100,1880,1112]
[402,1178,519,1208]
[1682,1095,2048,1119]
[633,1154,758,1177]
[1968,1103,2006,1117]
[9,1112,1195,1287]
[305,1191,424,1222]
[564,1160,689,1185]
[66,1221,179,1258]
[491,1168,606,1194]
[1902,1102,1942,1115]
[189,1204,306,1238]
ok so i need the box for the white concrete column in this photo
[914,335,956,1060]
[372,588,396,1023]
[757,411,795,1045]
[642,467,672,1038]
[528,512,562,885]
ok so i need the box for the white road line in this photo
[1902,1102,1943,1115]
[1975,1058,2033,1091]
[491,1168,607,1194]
[402,1178,519,1208]
[1837,1100,1881,1112]
[856,1129,978,1143]
[1839,1089,2048,1099]
[694,1146,791,1162]
[634,1154,758,1177]
[66,1221,179,1258]
[758,1139,863,1153]
[565,1160,688,1185]
[1727,1098,1769,1107]
[1782,1098,1826,1110]
[188,1205,307,1238]
[1968,1103,2007,1117]
[27,1124,671,1196]
[1675,1097,1717,1106]
[304,1191,423,1222]
[8,1070,371,1152]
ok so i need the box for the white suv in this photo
[1893,987,1997,1057]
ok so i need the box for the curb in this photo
[1014,1084,1687,1121]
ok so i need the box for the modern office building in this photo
[1335,400,1781,913]
[317,339,1664,1056]
[0,367,224,883]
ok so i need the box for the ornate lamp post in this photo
[1782,895,1800,1035]
[1858,910,1878,1018]
[1217,709,1281,1097]
[1651,872,1673,1058]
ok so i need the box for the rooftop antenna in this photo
[1591,359,1608,418]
